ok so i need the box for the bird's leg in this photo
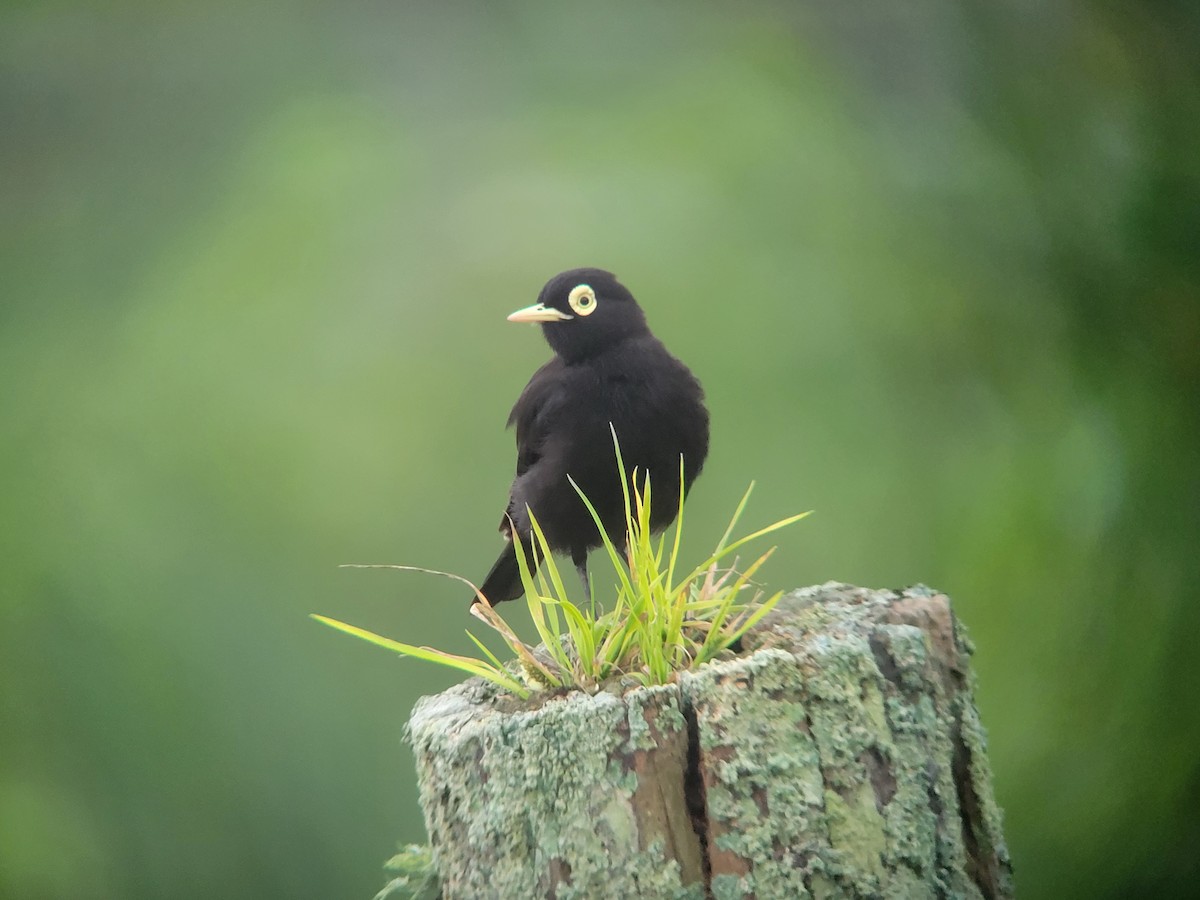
[576,561,592,608]
[572,548,593,611]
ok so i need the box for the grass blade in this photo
[311,615,529,697]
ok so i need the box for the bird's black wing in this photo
[479,358,568,604]
[506,357,568,479]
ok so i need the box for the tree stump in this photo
[406,584,1013,899]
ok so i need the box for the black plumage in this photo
[475,268,709,605]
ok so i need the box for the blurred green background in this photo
[2,1,1198,897]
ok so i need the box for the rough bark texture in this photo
[406,583,1013,899]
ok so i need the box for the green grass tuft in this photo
[314,428,808,697]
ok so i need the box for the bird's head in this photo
[507,268,649,362]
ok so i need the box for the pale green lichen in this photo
[410,681,704,899]
[824,782,887,880]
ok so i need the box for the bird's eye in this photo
[568,284,597,316]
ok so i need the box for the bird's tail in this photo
[473,539,542,606]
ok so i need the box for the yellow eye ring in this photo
[568,284,597,316]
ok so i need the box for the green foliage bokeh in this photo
[2,2,1197,898]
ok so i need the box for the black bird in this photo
[474,268,709,606]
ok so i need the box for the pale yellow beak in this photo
[507,303,573,323]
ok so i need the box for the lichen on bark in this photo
[405,584,1013,900]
